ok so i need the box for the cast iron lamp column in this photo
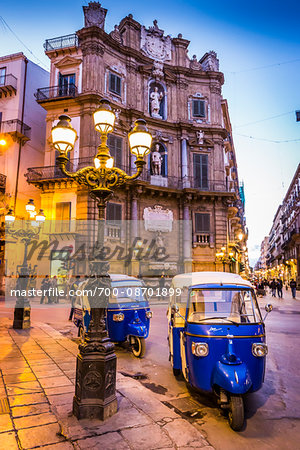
[5,201,45,329]
[51,98,152,420]
[215,246,235,273]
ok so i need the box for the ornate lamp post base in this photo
[73,335,117,420]
[13,299,31,329]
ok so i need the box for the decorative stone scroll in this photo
[143,205,173,232]
[141,20,172,62]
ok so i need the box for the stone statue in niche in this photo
[196,130,204,144]
[151,144,162,176]
[150,86,164,118]
[155,231,165,249]
[83,2,107,29]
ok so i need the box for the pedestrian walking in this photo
[40,275,50,304]
[69,275,81,321]
[290,279,297,299]
[270,279,277,297]
[277,279,283,298]
[50,276,58,304]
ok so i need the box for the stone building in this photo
[0,52,49,293]
[265,164,299,286]
[25,2,246,279]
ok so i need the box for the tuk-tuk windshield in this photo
[110,282,147,303]
[187,288,262,324]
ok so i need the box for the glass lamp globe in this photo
[36,209,46,222]
[93,99,116,134]
[128,119,152,158]
[51,115,77,154]
[26,199,36,213]
[5,208,15,222]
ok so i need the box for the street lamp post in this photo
[215,246,235,273]
[5,201,45,329]
[51,99,152,420]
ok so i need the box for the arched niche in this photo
[148,81,167,120]
[149,142,168,177]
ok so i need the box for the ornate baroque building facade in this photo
[25,2,247,278]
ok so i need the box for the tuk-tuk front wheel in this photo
[131,336,146,358]
[228,394,244,431]
[78,325,85,342]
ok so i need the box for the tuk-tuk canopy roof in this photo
[171,272,252,289]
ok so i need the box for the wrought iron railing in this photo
[0,74,17,90]
[26,162,231,193]
[0,119,31,140]
[44,34,79,51]
[35,84,78,101]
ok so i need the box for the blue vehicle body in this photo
[73,275,151,356]
[168,272,271,430]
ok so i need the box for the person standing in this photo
[277,278,283,299]
[270,279,277,297]
[290,279,297,299]
[40,275,50,304]
[69,276,81,321]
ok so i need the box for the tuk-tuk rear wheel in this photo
[131,336,146,358]
[172,367,181,377]
[228,394,244,431]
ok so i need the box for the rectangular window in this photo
[193,154,208,189]
[0,67,6,86]
[58,73,76,96]
[106,202,122,223]
[109,73,121,96]
[194,213,210,233]
[107,134,122,168]
[192,99,205,118]
[55,202,71,232]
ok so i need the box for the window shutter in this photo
[107,135,122,168]
[107,203,122,222]
[195,213,210,233]
[193,154,208,189]
[192,100,205,118]
[109,73,121,96]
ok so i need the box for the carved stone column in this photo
[183,197,193,272]
[181,138,190,188]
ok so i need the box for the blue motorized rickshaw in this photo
[73,274,152,357]
[167,272,272,430]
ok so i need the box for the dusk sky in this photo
[1,0,299,265]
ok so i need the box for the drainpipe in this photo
[13,57,28,214]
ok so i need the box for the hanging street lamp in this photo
[51,98,152,421]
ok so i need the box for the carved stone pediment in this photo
[141,20,172,62]
[55,56,82,69]
[83,2,107,29]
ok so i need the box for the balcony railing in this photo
[0,119,31,141]
[0,74,18,97]
[44,34,79,52]
[193,233,211,245]
[35,84,78,101]
[26,162,232,195]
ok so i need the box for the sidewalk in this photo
[0,317,213,450]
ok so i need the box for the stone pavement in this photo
[0,317,213,450]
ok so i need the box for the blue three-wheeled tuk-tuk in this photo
[73,274,152,358]
[168,272,272,431]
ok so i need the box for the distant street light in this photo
[5,199,45,329]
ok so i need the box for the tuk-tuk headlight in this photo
[146,311,153,319]
[113,313,125,322]
[191,342,209,357]
[252,343,268,357]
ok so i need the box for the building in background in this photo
[24,2,247,279]
[0,52,49,293]
[264,164,299,287]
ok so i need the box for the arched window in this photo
[149,81,166,120]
